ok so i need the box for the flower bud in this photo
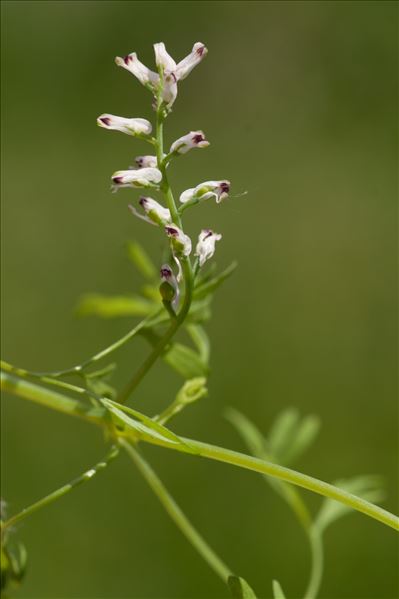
[134,155,158,168]
[97,114,152,137]
[112,167,162,191]
[115,53,159,89]
[159,264,178,305]
[195,229,222,267]
[170,131,209,154]
[175,43,208,80]
[165,225,192,257]
[179,180,230,204]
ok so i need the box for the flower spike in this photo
[97,114,152,137]
[111,168,162,191]
[170,131,210,154]
[195,229,222,267]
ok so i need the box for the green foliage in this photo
[102,399,197,454]
[228,575,258,598]
[315,476,385,533]
[272,580,287,599]
[126,241,157,280]
[76,294,155,318]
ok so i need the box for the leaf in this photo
[281,414,321,465]
[225,408,266,457]
[228,575,257,598]
[165,343,208,379]
[102,399,197,454]
[186,324,210,364]
[194,261,237,300]
[267,409,300,463]
[85,377,116,400]
[76,294,155,318]
[272,579,287,599]
[141,328,209,378]
[315,475,385,533]
[127,241,157,280]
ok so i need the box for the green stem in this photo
[181,438,399,531]
[117,94,194,404]
[2,445,119,532]
[303,527,324,599]
[121,440,232,582]
[2,371,398,532]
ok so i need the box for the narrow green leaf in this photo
[225,408,266,456]
[315,475,385,533]
[186,324,211,364]
[164,343,208,379]
[102,399,197,454]
[282,414,320,465]
[194,261,237,300]
[76,294,154,318]
[228,575,257,598]
[272,579,287,599]
[268,409,300,463]
[127,241,157,280]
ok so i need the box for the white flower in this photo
[179,180,230,204]
[175,43,208,80]
[170,131,209,154]
[97,114,152,137]
[111,167,162,191]
[154,42,177,73]
[128,197,171,226]
[162,72,178,107]
[195,229,222,267]
[134,155,158,168]
[165,224,192,257]
[115,53,159,89]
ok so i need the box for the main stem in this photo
[117,96,193,404]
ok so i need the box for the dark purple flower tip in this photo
[123,54,133,65]
[203,229,213,240]
[99,117,111,126]
[135,158,144,167]
[196,45,205,56]
[220,181,230,193]
[112,176,123,185]
[165,226,178,237]
[160,265,173,279]
[192,133,205,144]
[139,196,148,207]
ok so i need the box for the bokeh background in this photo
[1,1,398,598]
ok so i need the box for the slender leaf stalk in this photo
[121,440,232,581]
[2,445,119,532]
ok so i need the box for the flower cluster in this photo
[97,42,229,306]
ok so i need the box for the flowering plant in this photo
[1,42,397,599]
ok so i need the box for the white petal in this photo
[115,53,159,88]
[135,155,158,168]
[162,72,178,107]
[154,42,177,72]
[179,188,196,204]
[170,131,209,154]
[97,114,152,136]
[175,42,208,81]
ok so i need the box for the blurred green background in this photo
[1,1,397,598]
